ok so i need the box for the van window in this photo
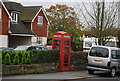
[89,47,109,58]
[111,50,120,59]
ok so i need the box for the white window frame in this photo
[11,12,18,23]
[0,8,2,20]
[37,16,43,26]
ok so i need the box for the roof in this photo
[2,1,49,35]
[10,22,34,35]
[92,45,120,50]
[20,6,42,21]
[3,1,23,12]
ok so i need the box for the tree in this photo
[76,0,118,45]
[46,4,84,50]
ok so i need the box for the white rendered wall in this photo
[42,37,47,45]
[0,35,8,47]
[32,37,47,46]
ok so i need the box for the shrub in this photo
[13,54,19,65]
[33,69,44,74]
[22,51,27,64]
[2,49,58,65]
[4,53,11,65]
[16,50,23,63]
[26,52,31,64]
[70,51,87,65]
[0,52,2,65]
[31,49,58,64]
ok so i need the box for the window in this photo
[36,37,42,44]
[89,47,109,58]
[111,50,120,59]
[85,42,92,47]
[38,16,43,26]
[0,8,1,20]
[27,46,36,51]
[11,12,18,23]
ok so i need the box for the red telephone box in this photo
[52,31,71,71]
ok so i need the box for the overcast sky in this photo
[0,0,119,27]
[0,0,119,9]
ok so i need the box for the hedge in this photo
[30,49,58,64]
[1,49,87,66]
[1,49,58,65]
[70,51,88,65]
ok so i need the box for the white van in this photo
[86,46,120,77]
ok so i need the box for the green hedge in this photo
[1,49,58,65]
[71,51,88,65]
[30,49,58,64]
[2,50,30,65]
[1,49,87,66]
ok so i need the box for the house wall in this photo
[31,36,47,45]
[0,6,9,35]
[0,4,2,34]
[32,10,48,37]
[9,35,31,48]
[0,35,8,47]
[0,4,9,47]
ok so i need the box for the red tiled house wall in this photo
[32,11,48,37]
[0,5,2,34]
[0,6,9,35]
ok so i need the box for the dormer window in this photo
[11,12,18,23]
[38,16,43,26]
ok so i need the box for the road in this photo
[2,70,120,81]
[67,71,120,81]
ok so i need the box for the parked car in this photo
[0,47,14,50]
[14,45,49,51]
[86,45,120,77]
[46,45,52,49]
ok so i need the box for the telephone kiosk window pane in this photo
[54,40,60,44]
[65,41,69,43]
[53,47,60,50]
[65,41,69,47]
[64,64,68,66]
[54,43,60,46]
[64,61,68,63]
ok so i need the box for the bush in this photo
[4,53,11,65]
[13,54,19,65]
[33,69,44,74]
[26,52,31,64]
[70,51,87,65]
[31,49,58,64]
[0,51,2,64]
[2,49,58,65]
[22,51,27,64]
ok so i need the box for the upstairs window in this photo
[0,8,1,20]
[38,16,43,26]
[11,12,18,23]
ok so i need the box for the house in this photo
[0,0,49,48]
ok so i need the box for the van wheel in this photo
[110,68,116,77]
[88,70,94,74]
